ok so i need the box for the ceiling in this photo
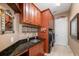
[34,3,71,15]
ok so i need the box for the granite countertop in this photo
[0,37,42,56]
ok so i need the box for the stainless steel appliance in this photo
[48,29,55,53]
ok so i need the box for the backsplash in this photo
[22,25,38,33]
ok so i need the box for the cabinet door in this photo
[30,4,41,26]
[37,10,41,26]
[30,4,35,24]
[23,3,30,23]
[34,7,41,26]
[49,19,54,29]
[41,10,53,27]
[29,44,40,56]
[34,7,38,25]
[37,41,44,56]
[23,3,41,26]
[29,42,44,56]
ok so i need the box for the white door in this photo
[55,17,68,46]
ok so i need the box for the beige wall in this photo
[68,3,79,55]
[0,4,37,51]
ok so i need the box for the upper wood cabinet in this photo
[49,19,54,29]
[38,10,41,26]
[22,3,41,26]
[41,10,49,27]
[23,3,30,23]
[41,9,54,27]
[30,4,35,25]
[35,7,41,26]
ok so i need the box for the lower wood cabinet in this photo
[29,41,44,56]
[19,41,44,56]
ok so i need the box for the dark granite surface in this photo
[10,40,41,56]
[0,36,41,56]
[0,39,27,56]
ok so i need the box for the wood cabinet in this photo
[22,3,41,26]
[23,3,30,23]
[18,41,44,56]
[38,10,41,26]
[49,19,54,29]
[35,7,41,26]
[41,9,54,27]
[38,9,54,53]
[30,4,35,25]
[29,41,44,56]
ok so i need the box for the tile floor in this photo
[47,45,74,56]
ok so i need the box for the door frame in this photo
[54,17,68,46]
